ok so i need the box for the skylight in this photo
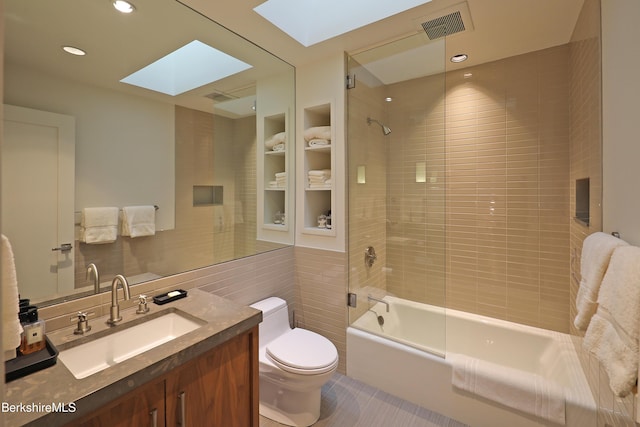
[120,40,252,96]
[254,0,432,47]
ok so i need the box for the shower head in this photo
[367,117,391,136]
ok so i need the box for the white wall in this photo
[4,64,176,230]
[602,0,640,245]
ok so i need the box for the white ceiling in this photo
[5,0,585,114]
[182,0,585,71]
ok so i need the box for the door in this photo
[2,104,75,301]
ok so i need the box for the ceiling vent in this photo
[421,11,465,40]
[204,91,236,102]
[415,1,474,41]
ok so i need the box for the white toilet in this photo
[250,297,338,427]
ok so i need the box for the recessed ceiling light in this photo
[385,97,393,102]
[463,73,473,78]
[120,40,252,96]
[62,46,86,56]
[450,54,468,63]
[113,0,136,13]
[254,0,433,47]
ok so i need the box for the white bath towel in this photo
[449,353,566,425]
[272,143,286,152]
[574,232,628,330]
[80,207,119,244]
[2,234,23,360]
[121,206,156,238]
[265,132,286,150]
[303,126,331,142]
[583,245,640,397]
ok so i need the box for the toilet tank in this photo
[250,297,292,346]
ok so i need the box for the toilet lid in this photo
[266,328,338,375]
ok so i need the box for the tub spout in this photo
[367,295,389,312]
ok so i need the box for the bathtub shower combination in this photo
[347,297,596,427]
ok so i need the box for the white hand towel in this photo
[574,232,628,330]
[2,234,23,360]
[303,126,331,142]
[121,206,156,238]
[583,245,640,397]
[449,353,565,425]
[80,207,119,244]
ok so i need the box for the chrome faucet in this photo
[367,295,389,312]
[107,275,131,326]
[86,263,100,294]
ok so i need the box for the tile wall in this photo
[443,46,571,332]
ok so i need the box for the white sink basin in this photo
[59,311,203,379]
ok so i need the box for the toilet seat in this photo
[266,328,338,375]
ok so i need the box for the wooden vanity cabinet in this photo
[67,326,258,427]
[70,378,166,427]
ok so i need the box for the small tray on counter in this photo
[153,289,187,305]
[5,336,58,382]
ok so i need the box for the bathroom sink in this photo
[58,311,204,379]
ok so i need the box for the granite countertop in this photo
[3,289,262,426]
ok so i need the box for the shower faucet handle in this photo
[364,246,377,268]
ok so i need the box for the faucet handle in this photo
[70,311,94,335]
[136,294,150,314]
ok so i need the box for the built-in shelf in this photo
[300,103,334,236]
[259,112,291,239]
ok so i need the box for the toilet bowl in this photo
[250,297,338,427]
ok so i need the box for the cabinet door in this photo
[68,378,165,427]
[166,328,258,427]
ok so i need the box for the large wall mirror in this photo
[2,0,295,305]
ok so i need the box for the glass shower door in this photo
[346,33,446,356]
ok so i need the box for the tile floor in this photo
[259,373,468,427]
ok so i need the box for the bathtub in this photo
[346,296,596,427]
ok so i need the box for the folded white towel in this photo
[308,169,331,177]
[309,176,328,182]
[308,138,330,147]
[303,126,331,142]
[309,183,331,189]
[265,132,286,150]
[449,353,565,425]
[275,172,287,178]
[574,232,628,330]
[583,245,640,397]
[121,206,156,238]
[272,143,285,152]
[2,234,23,360]
[80,207,119,244]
